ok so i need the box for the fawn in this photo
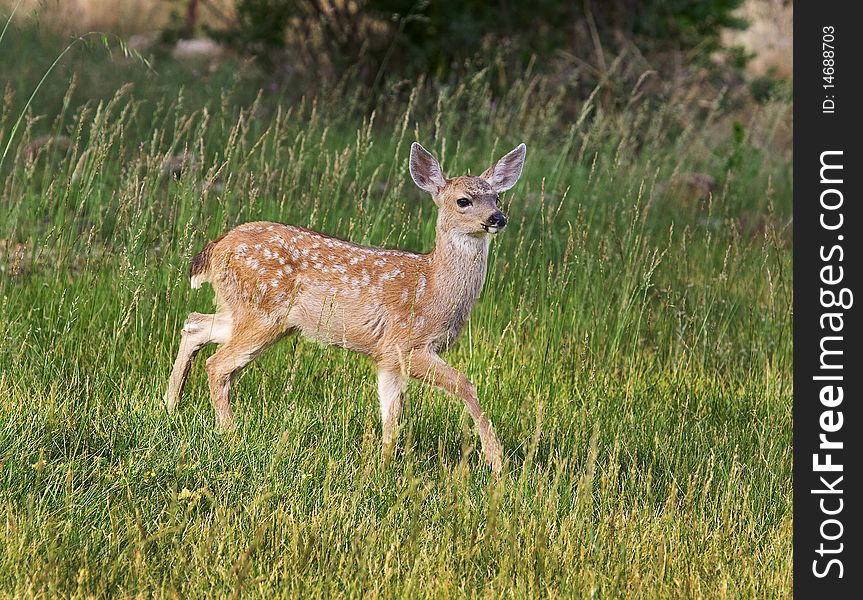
[165,142,526,475]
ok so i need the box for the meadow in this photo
[0,22,792,598]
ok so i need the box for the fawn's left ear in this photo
[481,143,527,193]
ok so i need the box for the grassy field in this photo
[0,22,792,599]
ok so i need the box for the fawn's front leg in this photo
[377,364,406,457]
[407,349,503,476]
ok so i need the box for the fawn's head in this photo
[410,142,526,237]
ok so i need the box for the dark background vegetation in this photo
[203,0,748,86]
[180,0,773,111]
[2,0,792,126]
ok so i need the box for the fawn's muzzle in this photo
[486,212,507,229]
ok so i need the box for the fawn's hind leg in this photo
[204,320,282,431]
[165,312,233,412]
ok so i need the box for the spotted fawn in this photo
[165,142,527,475]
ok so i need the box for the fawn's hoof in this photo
[216,419,236,433]
[480,422,504,476]
[483,439,504,477]
[485,451,503,477]
[380,444,396,468]
[164,390,178,413]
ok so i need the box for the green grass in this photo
[0,23,792,599]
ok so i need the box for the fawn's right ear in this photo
[409,142,447,195]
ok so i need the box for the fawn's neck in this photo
[428,225,491,343]
[430,224,491,279]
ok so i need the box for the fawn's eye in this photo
[456,197,472,208]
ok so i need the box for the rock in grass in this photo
[172,38,225,62]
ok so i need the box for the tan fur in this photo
[165,142,526,475]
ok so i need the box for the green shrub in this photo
[205,0,748,84]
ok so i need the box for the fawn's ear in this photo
[481,143,527,193]
[410,142,447,195]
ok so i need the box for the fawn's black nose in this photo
[487,212,507,228]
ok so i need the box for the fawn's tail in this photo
[189,234,225,289]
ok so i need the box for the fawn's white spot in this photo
[381,267,402,282]
[374,258,387,267]
[400,289,409,304]
[415,274,427,301]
